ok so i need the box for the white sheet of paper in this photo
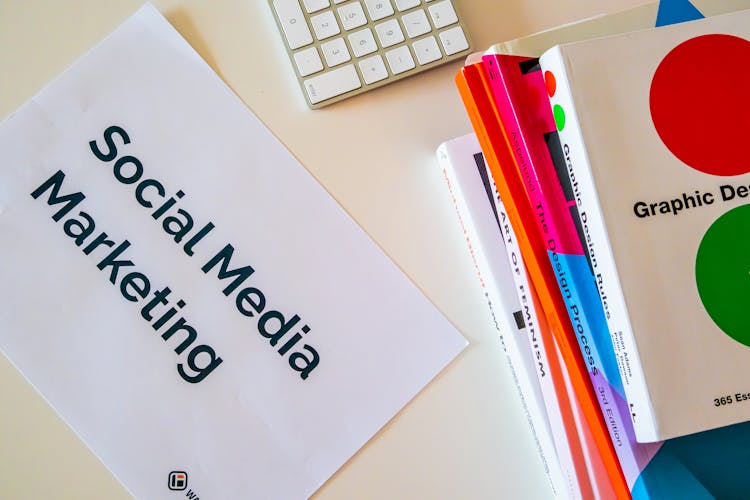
[0,4,466,498]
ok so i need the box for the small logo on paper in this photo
[168,471,188,491]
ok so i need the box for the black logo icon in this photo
[168,471,188,491]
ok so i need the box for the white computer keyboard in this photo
[270,0,472,108]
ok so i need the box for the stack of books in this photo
[438,2,750,498]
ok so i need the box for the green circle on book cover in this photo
[696,204,750,346]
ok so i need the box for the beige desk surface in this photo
[0,1,642,498]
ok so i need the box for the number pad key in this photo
[374,18,404,48]
[385,45,415,74]
[310,10,340,40]
[394,0,420,11]
[401,9,430,38]
[294,46,324,76]
[272,0,313,50]
[321,37,352,67]
[303,64,361,104]
[438,25,468,55]
[359,54,388,84]
[302,0,330,13]
[427,0,458,29]
[337,2,367,30]
[412,35,441,65]
[348,28,378,57]
[364,0,395,21]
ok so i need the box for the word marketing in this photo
[29,125,320,384]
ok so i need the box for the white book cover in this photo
[540,8,750,441]
[437,133,580,499]
[0,4,467,498]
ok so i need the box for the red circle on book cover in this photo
[650,34,750,176]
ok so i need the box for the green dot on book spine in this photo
[553,104,566,131]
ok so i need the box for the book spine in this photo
[483,53,654,489]
[479,153,592,500]
[483,164,595,500]
[454,63,629,498]
[485,56,640,488]
[553,335,618,500]
[540,46,659,443]
[437,138,572,499]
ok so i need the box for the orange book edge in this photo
[529,281,598,499]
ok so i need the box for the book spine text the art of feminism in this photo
[480,156,591,500]
[437,137,573,498]
[539,46,659,442]
[482,163,594,500]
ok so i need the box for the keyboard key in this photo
[321,37,351,67]
[427,0,458,29]
[364,0,394,21]
[385,45,415,74]
[294,46,324,76]
[394,0,420,11]
[438,25,468,55]
[310,10,340,40]
[374,18,404,48]
[272,0,314,50]
[348,28,377,57]
[304,64,362,104]
[401,9,430,38]
[337,2,367,31]
[302,0,330,13]
[412,35,441,65]
[358,54,388,84]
